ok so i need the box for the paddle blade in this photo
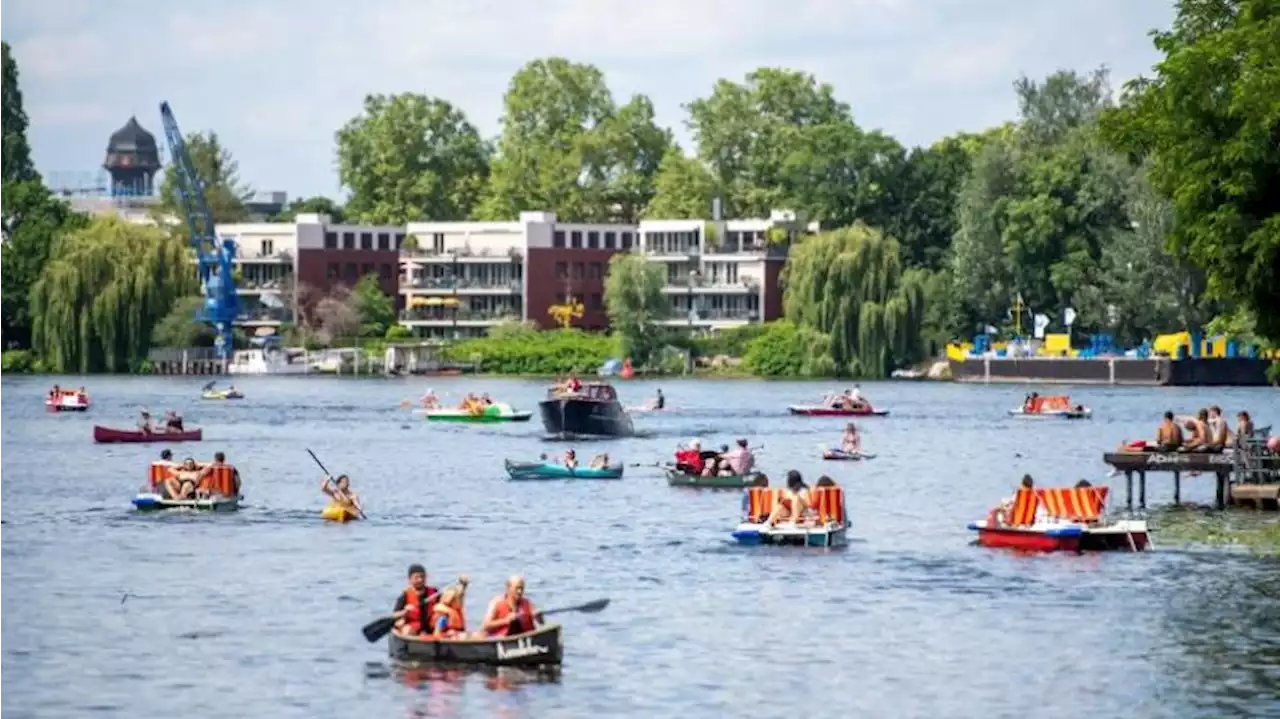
[362,615,397,643]
[543,598,610,617]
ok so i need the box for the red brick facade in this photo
[525,247,623,331]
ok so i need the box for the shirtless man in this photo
[1182,409,1210,451]
[1155,411,1183,451]
[1206,406,1230,451]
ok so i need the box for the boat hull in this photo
[321,502,360,522]
[132,493,240,512]
[664,469,760,489]
[788,405,888,417]
[822,450,863,461]
[538,398,634,437]
[46,400,90,412]
[505,460,623,480]
[422,405,532,423]
[201,392,244,400]
[967,520,1148,552]
[388,624,563,667]
[732,521,849,547]
[1008,408,1091,420]
[94,426,203,443]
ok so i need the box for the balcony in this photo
[662,276,761,293]
[236,308,295,325]
[704,243,789,259]
[400,277,523,293]
[237,279,290,293]
[235,250,293,264]
[399,309,522,325]
[401,246,524,262]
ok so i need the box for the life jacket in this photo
[402,586,439,633]
[675,449,703,473]
[198,464,239,497]
[488,597,535,638]
[149,461,175,490]
[429,603,466,637]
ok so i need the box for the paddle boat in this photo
[664,467,761,489]
[732,485,850,547]
[94,425,203,443]
[132,493,241,512]
[46,388,90,412]
[505,459,623,480]
[389,624,564,667]
[967,485,1149,552]
[202,388,244,400]
[1008,394,1091,419]
[788,404,888,417]
[133,460,241,513]
[321,502,361,522]
[420,402,532,423]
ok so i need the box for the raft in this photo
[419,403,532,423]
[388,624,563,667]
[505,459,624,480]
[202,390,244,400]
[321,502,360,522]
[46,392,90,412]
[94,426,202,443]
[132,492,240,512]
[664,468,761,489]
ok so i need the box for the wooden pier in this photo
[1103,449,1280,511]
[147,348,227,376]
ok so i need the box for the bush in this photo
[743,321,836,377]
[385,324,414,341]
[1,350,38,373]
[443,329,618,375]
[692,324,771,358]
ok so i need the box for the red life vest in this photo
[675,449,703,473]
[488,597,536,638]
[430,603,466,637]
[402,586,439,634]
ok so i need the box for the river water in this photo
[2,376,1278,718]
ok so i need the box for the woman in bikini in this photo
[766,470,813,526]
[163,458,205,500]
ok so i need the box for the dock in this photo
[1103,439,1280,511]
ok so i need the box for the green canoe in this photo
[664,468,762,489]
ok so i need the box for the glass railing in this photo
[666,308,759,321]
[399,309,522,323]
[401,247,524,260]
[664,277,761,290]
[400,278,523,291]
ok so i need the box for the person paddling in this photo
[138,410,154,434]
[393,564,440,636]
[482,575,543,638]
[321,474,363,517]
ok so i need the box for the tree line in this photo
[2,0,1276,374]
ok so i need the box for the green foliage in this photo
[2,182,89,348]
[1098,0,1280,342]
[486,320,539,340]
[692,324,771,358]
[743,321,835,377]
[150,296,213,348]
[30,216,198,372]
[2,42,37,184]
[157,131,251,223]
[351,274,396,338]
[273,196,346,223]
[337,94,490,224]
[643,147,718,219]
[384,324,413,341]
[782,223,926,377]
[443,328,617,375]
[603,252,670,364]
[1,349,38,373]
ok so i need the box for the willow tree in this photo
[782,223,926,377]
[604,252,670,365]
[30,216,198,372]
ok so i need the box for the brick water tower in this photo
[103,116,161,197]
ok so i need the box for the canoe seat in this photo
[1004,488,1039,526]
[1037,487,1108,522]
[811,486,847,526]
[745,487,778,522]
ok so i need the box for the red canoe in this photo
[93,426,203,443]
[788,405,889,417]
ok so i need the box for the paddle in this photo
[362,589,442,642]
[307,449,366,519]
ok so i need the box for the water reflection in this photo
[371,662,560,719]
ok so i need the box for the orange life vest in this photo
[430,603,466,637]
[488,597,535,637]
[198,464,238,497]
[401,586,439,634]
[149,462,174,490]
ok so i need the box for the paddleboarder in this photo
[393,564,440,636]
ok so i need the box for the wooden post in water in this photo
[1125,471,1134,511]
[1173,470,1181,505]
[1139,470,1147,509]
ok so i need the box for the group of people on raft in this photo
[823,386,870,411]
[47,385,89,401]
[1129,406,1257,453]
[150,449,241,500]
[541,449,612,469]
[138,409,185,433]
[742,470,843,527]
[1020,392,1087,414]
[392,565,544,640]
[674,439,756,476]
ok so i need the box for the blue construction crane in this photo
[158,101,239,360]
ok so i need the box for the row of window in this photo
[552,229,635,250]
[324,231,407,251]
[555,261,605,280]
[327,262,395,282]
[555,293,606,311]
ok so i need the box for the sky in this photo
[4,0,1175,202]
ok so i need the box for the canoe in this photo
[94,426,203,443]
[420,403,532,423]
[1007,407,1092,419]
[132,492,240,512]
[505,459,623,480]
[788,405,889,417]
[731,521,850,547]
[388,624,563,667]
[321,502,360,522]
[664,468,762,489]
[202,390,244,400]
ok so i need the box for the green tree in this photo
[150,296,214,348]
[351,273,396,338]
[743,321,835,377]
[603,252,670,364]
[1099,0,1280,341]
[585,95,672,222]
[782,223,926,377]
[643,147,718,218]
[2,183,88,348]
[336,93,490,224]
[884,138,973,270]
[30,216,198,372]
[272,196,346,223]
[2,41,37,183]
[156,131,251,223]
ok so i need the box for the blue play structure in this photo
[159,102,239,360]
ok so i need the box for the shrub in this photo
[444,329,618,375]
[743,321,836,377]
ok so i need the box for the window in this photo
[553,230,566,248]
[325,232,338,249]
[377,232,390,250]
[342,232,355,249]
[395,233,405,250]
[555,262,569,279]
[360,232,373,250]
[261,239,274,256]
[433,233,445,254]
[587,231,599,249]
[381,264,393,280]
[327,263,340,279]
[604,231,616,249]
[621,232,633,250]
[588,293,603,311]
[344,262,358,280]
[362,263,375,276]
[572,262,584,279]
[570,231,582,249]
[589,262,603,279]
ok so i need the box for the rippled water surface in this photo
[3,376,1279,718]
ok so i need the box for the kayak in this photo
[388,624,563,666]
[505,459,623,480]
[420,403,532,423]
[788,405,889,417]
[321,502,360,522]
[132,492,240,512]
[202,390,244,400]
[94,426,203,443]
[664,468,762,489]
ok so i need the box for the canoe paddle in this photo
[307,449,366,519]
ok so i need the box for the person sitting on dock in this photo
[482,575,543,638]
[321,474,362,515]
[1155,411,1183,451]
[562,449,578,469]
[428,578,470,639]
[1181,409,1211,452]
[766,470,813,526]
[1235,411,1255,447]
[1206,406,1230,451]
[393,564,440,636]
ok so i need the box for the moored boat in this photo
[1008,394,1091,419]
[388,624,564,667]
[968,485,1148,552]
[505,459,623,480]
[420,403,532,423]
[132,492,240,512]
[46,390,91,412]
[732,485,850,547]
[321,502,360,522]
[94,426,203,443]
[788,405,888,417]
[539,381,633,437]
[664,468,761,489]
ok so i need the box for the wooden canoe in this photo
[388,624,563,667]
[94,426,203,443]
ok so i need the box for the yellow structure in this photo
[548,297,584,329]
[1040,333,1072,356]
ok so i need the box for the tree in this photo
[336,94,490,224]
[782,223,926,377]
[156,131,251,223]
[351,273,396,337]
[312,286,362,345]
[2,183,88,348]
[150,296,214,348]
[272,196,346,223]
[2,41,37,184]
[742,321,835,377]
[584,95,672,222]
[949,138,1020,336]
[603,252,670,364]
[1099,0,1280,341]
[883,138,973,270]
[30,216,198,372]
[644,147,718,219]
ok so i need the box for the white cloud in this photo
[3,0,1173,199]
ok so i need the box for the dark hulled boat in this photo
[388,625,564,667]
[539,381,634,438]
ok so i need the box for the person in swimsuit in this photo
[562,449,577,469]
[1235,411,1254,447]
[322,474,362,515]
[1206,406,1230,451]
[841,423,861,455]
[1181,409,1210,451]
[766,470,812,526]
[1155,411,1183,451]
[163,458,205,500]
